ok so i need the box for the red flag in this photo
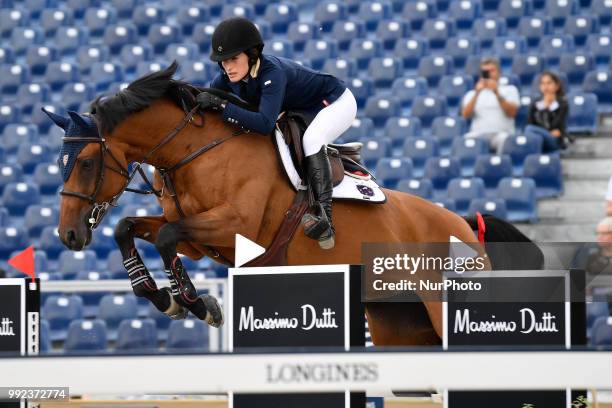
[8,245,35,282]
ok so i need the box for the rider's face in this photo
[222,52,249,82]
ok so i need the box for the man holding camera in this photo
[461,57,520,153]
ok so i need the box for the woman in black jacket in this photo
[526,71,569,152]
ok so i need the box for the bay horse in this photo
[46,62,530,344]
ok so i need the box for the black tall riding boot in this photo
[302,145,335,249]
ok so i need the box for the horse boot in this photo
[301,145,335,250]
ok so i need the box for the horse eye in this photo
[82,159,94,170]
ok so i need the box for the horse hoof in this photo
[200,294,224,328]
[162,287,188,320]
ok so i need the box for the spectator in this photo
[525,71,569,152]
[607,175,612,216]
[461,57,520,153]
[572,217,612,277]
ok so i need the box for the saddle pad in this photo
[274,129,386,203]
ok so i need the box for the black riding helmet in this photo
[209,17,264,63]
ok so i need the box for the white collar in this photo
[535,99,559,111]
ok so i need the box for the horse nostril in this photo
[67,229,77,246]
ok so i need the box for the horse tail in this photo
[462,213,544,270]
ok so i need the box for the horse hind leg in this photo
[114,217,187,319]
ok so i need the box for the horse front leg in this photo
[114,216,187,320]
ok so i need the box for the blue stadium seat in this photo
[76,45,110,75]
[264,2,298,33]
[10,27,44,55]
[591,316,612,346]
[467,198,508,219]
[452,137,489,176]
[0,164,22,197]
[266,39,294,59]
[98,294,139,338]
[54,26,89,56]
[25,45,58,75]
[24,0,58,19]
[180,61,210,87]
[199,0,222,17]
[0,8,30,38]
[422,17,455,50]
[330,20,366,51]
[403,137,440,177]
[545,0,579,28]
[24,204,58,237]
[90,62,124,91]
[43,295,84,341]
[472,18,507,49]
[103,23,138,55]
[494,36,528,68]
[567,92,598,134]
[397,178,434,199]
[438,75,474,109]
[221,3,255,21]
[357,1,393,31]
[516,95,533,129]
[303,39,338,70]
[411,95,448,128]
[401,1,437,31]
[136,61,166,78]
[84,7,118,37]
[44,62,80,92]
[2,182,40,215]
[147,24,180,55]
[66,0,102,19]
[64,319,107,353]
[0,226,28,258]
[0,104,19,133]
[583,71,612,113]
[418,55,453,88]
[39,226,63,259]
[474,154,513,193]
[146,300,172,339]
[444,37,480,69]
[375,158,413,189]
[40,8,74,37]
[361,138,392,168]
[447,177,486,215]
[15,83,50,115]
[2,124,38,153]
[348,78,374,109]
[394,38,429,70]
[338,116,374,142]
[176,5,209,37]
[500,134,543,174]
[384,117,422,148]
[117,318,159,351]
[57,250,97,279]
[111,0,142,18]
[17,142,53,173]
[132,4,165,36]
[287,22,319,52]
[564,15,598,47]
[0,64,30,95]
[499,0,533,28]
[119,44,153,73]
[522,154,563,198]
[61,82,96,112]
[315,1,349,32]
[348,39,384,70]
[430,116,467,154]
[586,34,612,65]
[448,0,482,30]
[364,94,401,128]
[433,198,457,211]
[87,226,116,258]
[518,16,552,48]
[591,0,612,26]
[587,302,609,336]
[40,319,51,354]
[106,249,126,279]
[0,47,14,65]
[322,58,358,82]
[464,55,485,80]
[165,43,199,63]
[0,207,9,228]
[512,54,546,87]
[559,54,595,86]
[496,177,538,222]
[376,20,409,51]
[75,271,111,308]
[424,157,461,194]
[391,76,428,109]
[167,319,210,352]
[539,35,575,66]
[33,163,62,195]
[368,57,402,88]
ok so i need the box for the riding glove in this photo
[196,92,227,111]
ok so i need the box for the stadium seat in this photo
[66,0,102,18]
[424,157,461,194]
[116,318,158,351]
[448,0,482,30]
[40,319,51,354]
[2,124,38,153]
[57,250,97,279]
[25,45,58,76]
[467,198,509,219]
[564,15,598,47]
[167,319,210,352]
[111,0,142,18]
[452,137,490,177]
[512,54,546,87]
[430,116,467,154]
[76,46,110,76]
[146,301,172,338]
[84,8,118,37]
[176,5,209,37]
[88,225,116,258]
[497,177,538,222]
[330,20,366,51]
[64,319,107,353]
[322,58,358,82]
[559,54,595,86]
[43,295,84,341]
[39,226,63,259]
[586,34,612,65]
[90,62,124,91]
[394,38,428,70]
[303,39,338,70]
[103,23,138,55]
[287,22,319,52]
[338,116,375,143]
[384,117,422,148]
[364,95,401,128]
[500,134,543,175]
[472,18,507,49]
[422,17,455,50]
[357,1,393,31]
[474,154,513,193]
[447,177,486,215]
[59,82,96,112]
[98,294,139,337]
[587,302,609,336]
[403,137,440,178]
[180,61,210,87]
[0,207,9,228]
[368,57,403,88]
[221,3,255,21]
[375,158,413,189]
[191,22,216,53]
[120,44,153,73]
[591,0,612,26]
[499,0,533,28]
[165,44,199,64]
[54,26,89,56]
[348,78,374,109]
[438,75,474,109]
[444,37,480,69]
[264,2,298,33]
[411,95,448,128]
[15,83,50,115]
[361,138,392,168]
[24,205,58,237]
[545,0,579,28]
[539,35,575,66]
[348,39,384,70]
[522,153,563,198]
[2,181,40,215]
[0,104,20,134]
[10,27,44,55]
[147,24,180,55]
[0,64,30,96]
[44,61,80,92]
[397,178,434,199]
[518,16,552,48]
[494,36,528,69]
[106,249,126,279]
[40,8,74,37]
[0,226,28,258]
[567,92,598,134]
[402,1,437,31]
[0,47,14,65]
[433,198,457,211]
[418,56,453,88]
[75,271,112,309]
[0,8,30,38]
[464,55,485,80]
[314,1,349,32]
[583,71,612,113]
[17,142,53,173]
[376,20,409,51]
[391,76,428,109]
[266,39,295,59]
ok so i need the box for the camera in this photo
[481,69,490,79]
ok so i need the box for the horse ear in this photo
[67,110,89,129]
[41,107,69,130]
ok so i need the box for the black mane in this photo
[90,61,257,136]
